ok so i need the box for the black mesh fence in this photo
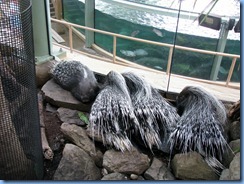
[0,0,43,180]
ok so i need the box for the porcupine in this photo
[88,71,140,152]
[51,60,100,103]
[169,85,231,173]
[122,71,180,152]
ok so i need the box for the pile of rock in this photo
[41,78,240,181]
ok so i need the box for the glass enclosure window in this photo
[167,0,240,82]
[63,0,85,33]
[94,0,179,73]
[61,0,240,84]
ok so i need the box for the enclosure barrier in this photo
[51,18,240,88]
[0,0,43,180]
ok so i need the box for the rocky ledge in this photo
[41,79,240,181]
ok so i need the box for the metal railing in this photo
[50,18,240,88]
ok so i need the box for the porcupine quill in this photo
[169,86,232,173]
[88,71,140,152]
[122,71,180,152]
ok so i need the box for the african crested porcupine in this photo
[51,60,99,103]
[169,86,230,172]
[88,71,140,152]
[122,71,180,152]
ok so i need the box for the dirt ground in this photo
[42,108,65,180]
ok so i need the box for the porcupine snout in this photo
[71,79,100,103]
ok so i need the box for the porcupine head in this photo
[70,66,100,103]
[50,60,100,103]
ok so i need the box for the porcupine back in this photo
[88,71,140,152]
[169,86,230,173]
[122,71,179,152]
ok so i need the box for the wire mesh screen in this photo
[0,0,43,180]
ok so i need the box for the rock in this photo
[57,107,87,126]
[60,123,103,167]
[101,172,128,180]
[229,121,240,140]
[53,144,101,180]
[144,157,175,180]
[222,139,240,167]
[137,176,145,180]
[41,79,92,112]
[86,128,103,143]
[36,59,57,87]
[103,148,150,175]
[227,100,240,121]
[45,103,57,113]
[229,139,240,154]
[219,169,230,180]
[101,168,108,176]
[229,152,240,180]
[130,174,139,180]
[171,152,219,180]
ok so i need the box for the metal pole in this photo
[32,0,52,60]
[210,21,229,80]
[85,0,95,47]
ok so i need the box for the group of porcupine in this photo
[51,60,231,173]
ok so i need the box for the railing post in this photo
[226,57,237,87]
[166,47,173,75]
[113,36,117,63]
[68,25,73,53]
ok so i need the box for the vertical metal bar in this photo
[68,25,73,53]
[166,47,173,75]
[226,57,237,87]
[113,36,117,63]
[85,0,95,47]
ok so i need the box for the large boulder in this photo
[103,148,150,175]
[53,144,101,180]
[41,79,92,112]
[60,123,103,167]
[171,152,219,180]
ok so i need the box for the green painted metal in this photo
[85,0,95,47]
[32,0,51,58]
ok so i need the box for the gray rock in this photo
[41,79,92,112]
[219,169,230,180]
[229,152,240,180]
[101,168,108,176]
[45,103,57,113]
[53,144,101,180]
[130,174,139,180]
[144,157,175,180]
[103,148,150,175]
[229,121,240,140]
[223,139,240,167]
[86,128,103,143]
[57,107,86,126]
[60,123,103,167]
[171,152,219,180]
[137,176,145,180]
[101,172,128,180]
[36,59,57,87]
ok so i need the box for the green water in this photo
[63,0,240,82]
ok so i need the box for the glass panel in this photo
[63,0,85,34]
[167,0,240,102]
[94,0,179,74]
